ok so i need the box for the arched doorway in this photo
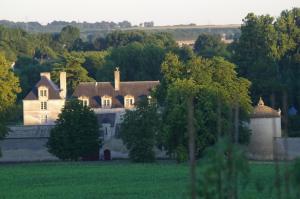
[104,149,111,160]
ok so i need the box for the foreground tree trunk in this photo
[234,102,239,144]
[187,96,196,199]
[282,90,290,198]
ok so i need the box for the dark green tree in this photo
[157,53,251,160]
[58,25,81,50]
[47,99,100,161]
[232,13,280,104]
[275,8,300,111]
[52,53,94,94]
[120,99,160,162]
[198,138,250,199]
[0,53,21,156]
[108,42,165,81]
[194,33,230,59]
[14,56,52,99]
[71,51,111,80]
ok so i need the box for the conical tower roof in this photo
[251,97,281,118]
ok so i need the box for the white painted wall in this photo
[248,117,281,160]
[23,99,65,125]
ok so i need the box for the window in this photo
[41,115,47,124]
[78,96,89,107]
[82,99,88,106]
[39,89,47,97]
[124,95,134,108]
[101,96,112,108]
[41,101,47,110]
[103,99,111,106]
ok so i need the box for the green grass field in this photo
[0,161,286,199]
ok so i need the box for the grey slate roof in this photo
[24,77,62,100]
[72,81,159,108]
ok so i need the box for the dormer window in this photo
[38,86,48,99]
[102,95,112,108]
[40,89,47,97]
[124,95,135,109]
[78,96,89,107]
[82,99,88,107]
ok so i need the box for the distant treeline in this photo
[0,20,240,41]
[0,20,133,32]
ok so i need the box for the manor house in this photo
[23,68,159,159]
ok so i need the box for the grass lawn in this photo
[0,161,287,199]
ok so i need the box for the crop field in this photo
[0,161,287,199]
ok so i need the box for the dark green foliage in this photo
[47,99,100,161]
[157,53,251,159]
[198,138,250,199]
[232,8,300,135]
[108,42,166,81]
[194,33,230,59]
[120,99,160,162]
[14,56,52,99]
[58,26,81,50]
[51,53,94,94]
[71,51,110,80]
[0,53,21,156]
[291,159,300,197]
[93,30,177,50]
[287,115,300,137]
[232,13,280,102]
[0,25,36,60]
[175,145,188,163]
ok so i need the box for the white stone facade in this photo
[249,117,281,160]
[23,72,66,125]
[248,98,282,160]
[23,99,65,125]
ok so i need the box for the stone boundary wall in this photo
[0,125,58,162]
[248,137,300,160]
[3,126,300,162]
[275,138,300,160]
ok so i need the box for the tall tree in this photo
[58,25,81,50]
[275,8,300,110]
[0,53,21,155]
[52,53,94,94]
[232,13,280,103]
[108,42,165,81]
[47,99,100,161]
[157,53,251,159]
[194,33,230,59]
[120,98,160,162]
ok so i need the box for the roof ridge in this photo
[79,82,111,84]
[121,80,160,83]
[79,81,159,85]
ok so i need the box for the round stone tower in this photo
[248,97,281,160]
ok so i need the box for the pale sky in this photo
[1,0,299,25]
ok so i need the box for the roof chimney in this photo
[40,72,51,80]
[114,67,120,91]
[59,72,67,99]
